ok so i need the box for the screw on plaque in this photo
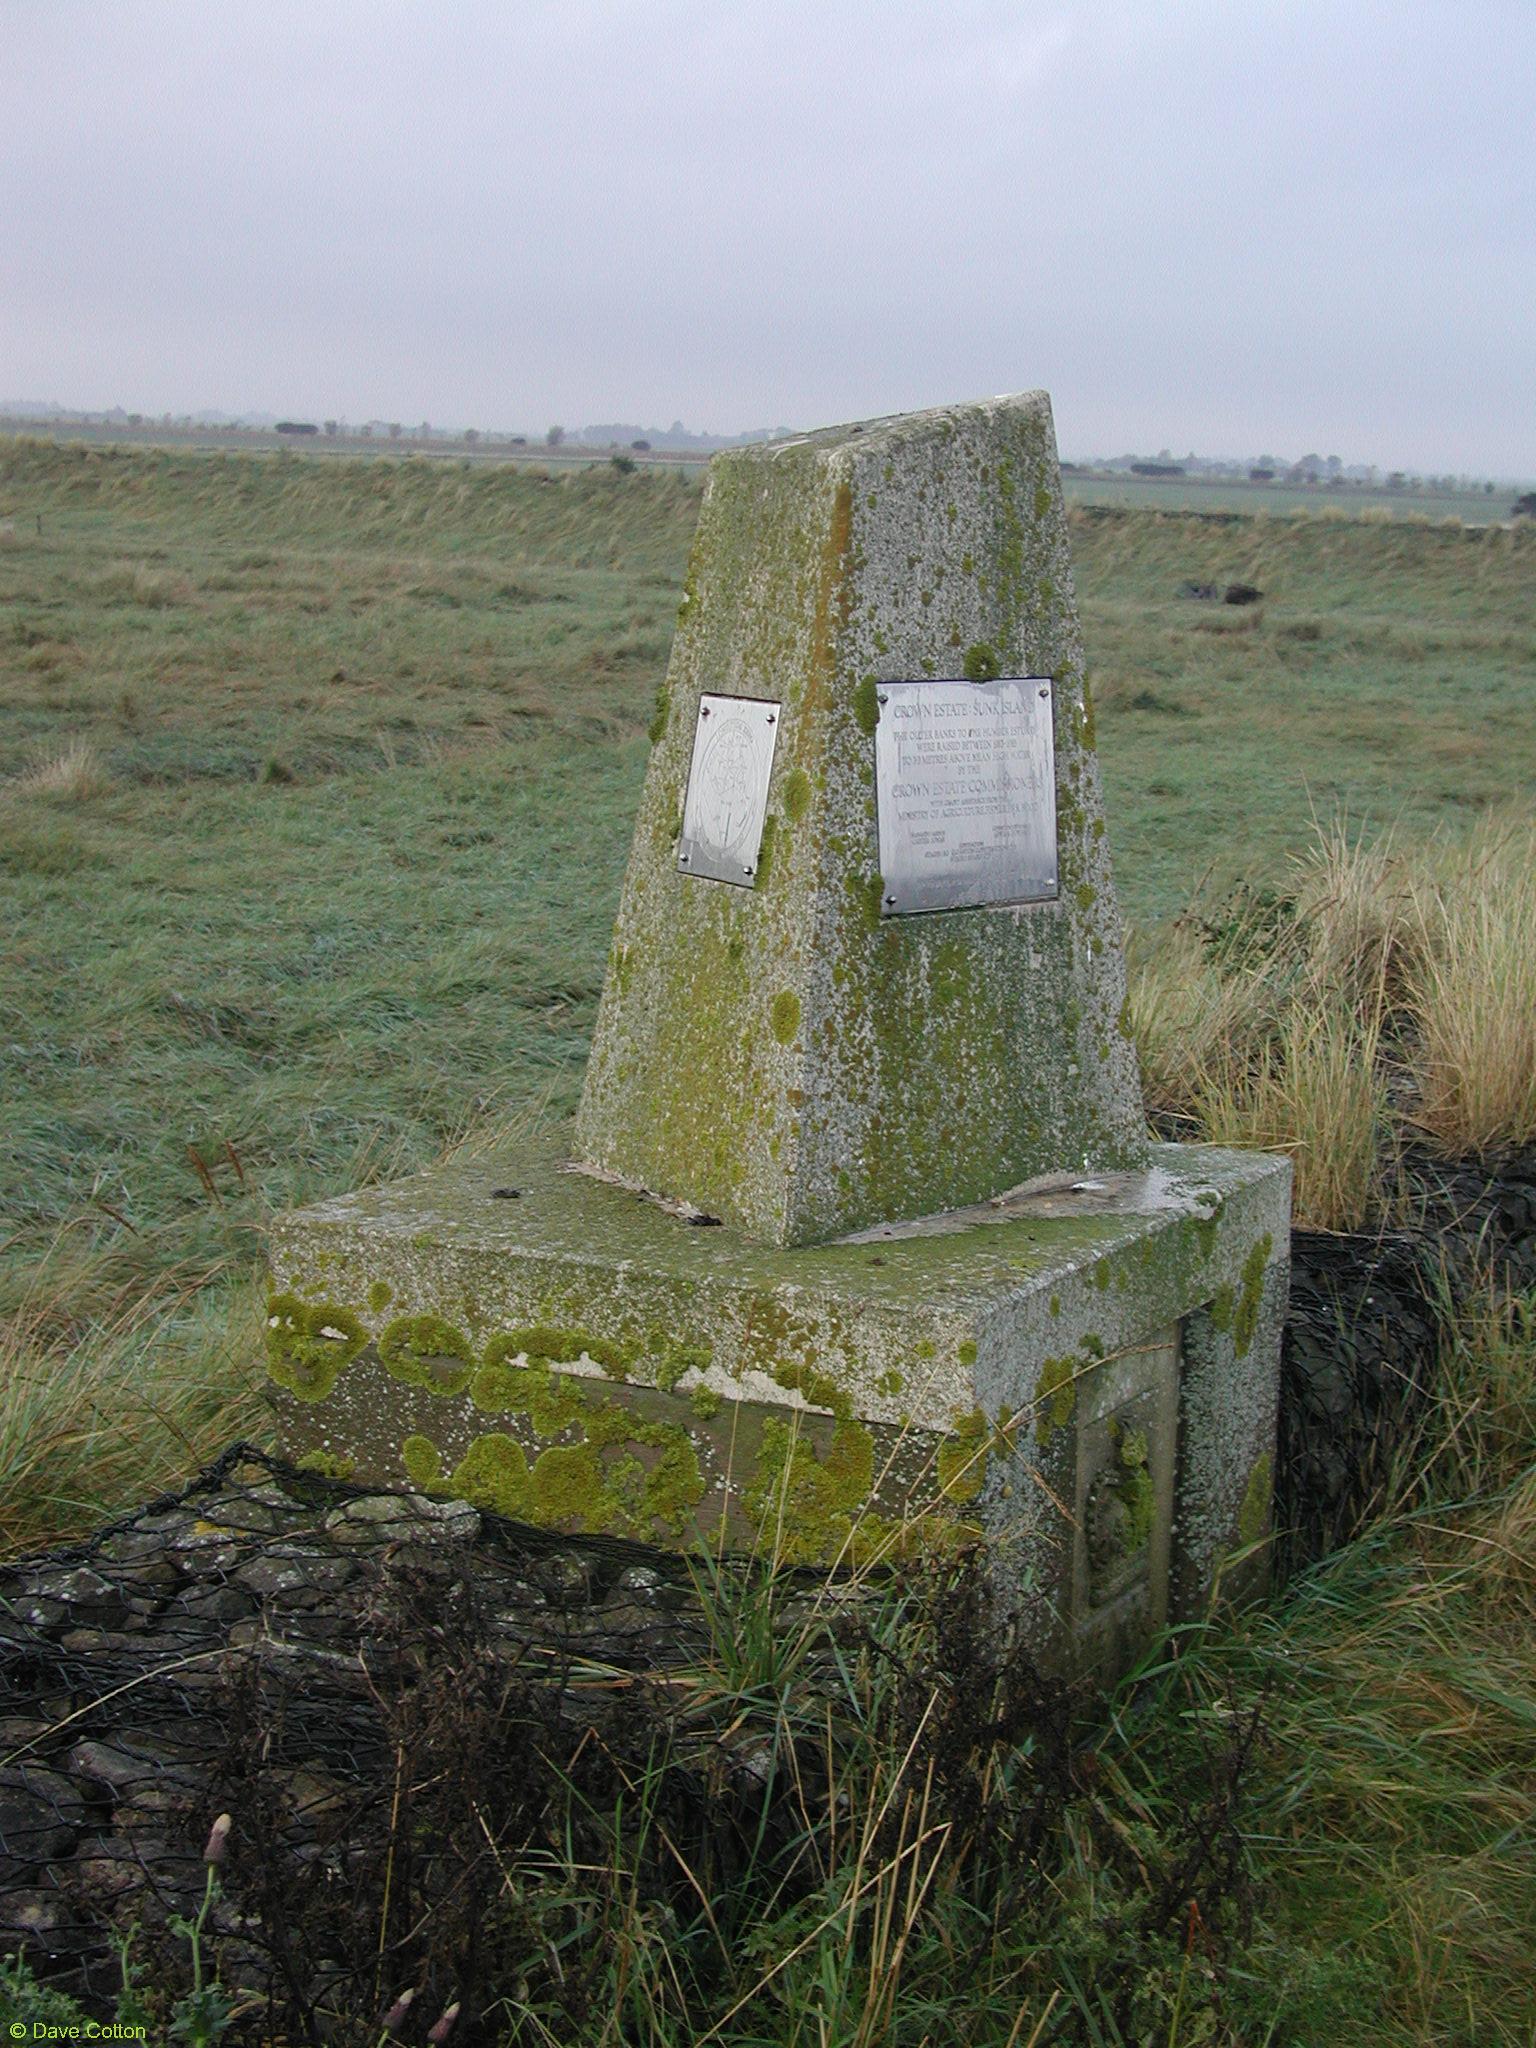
[884,893,897,907]
[743,864,755,876]
[765,712,776,725]
[1039,685,1050,699]
[877,692,889,705]
[679,853,690,864]
[700,704,711,717]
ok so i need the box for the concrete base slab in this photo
[268,1135,1290,1677]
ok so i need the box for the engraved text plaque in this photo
[678,693,781,887]
[874,677,1057,915]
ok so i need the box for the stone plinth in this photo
[267,390,1293,1678]
[575,394,1146,1249]
[269,1135,1290,1676]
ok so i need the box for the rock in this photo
[165,1521,245,1574]
[0,1885,78,1951]
[535,1551,592,1603]
[612,1563,687,1610]
[192,1492,293,1537]
[236,1549,357,1599]
[0,1764,92,1884]
[614,1563,662,1596]
[57,1627,159,1657]
[271,1766,349,1822]
[3,1590,67,1634]
[501,1576,547,1607]
[66,1735,203,1797]
[321,1493,480,1547]
[176,1582,256,1623]
[15,1565,129,1628]
[0,1717,55,1755]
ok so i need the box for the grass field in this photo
[1,438,1533,2043]
[7,420,1527,525]
[1061,470,1521,524]
[2,439,1533,1290]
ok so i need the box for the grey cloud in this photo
[2,0,1531,470]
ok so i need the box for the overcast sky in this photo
[3,1,1532,473]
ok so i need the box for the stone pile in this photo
[0,1448,735,2018]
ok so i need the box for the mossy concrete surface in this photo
[269,1132,1290,1668]
[574,394,1146,1248]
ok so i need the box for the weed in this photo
[11,735,113,801]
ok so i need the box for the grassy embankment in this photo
[1,440,1534,2042]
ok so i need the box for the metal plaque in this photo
[874,677,1057,915]
[678,693,781,887]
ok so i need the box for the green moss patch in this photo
[470,1352,586,1436]
[265,1294,368,1403]
[401,1433,443,1489]
[1237,1449,1273,1548]
[1033,1353,1078,1446]
[378,1314,477,1398]
[487,1324,633,1378]
[450,1432,530,1516]
[1233,1235,1273,1358]
[743,1414,876,1564]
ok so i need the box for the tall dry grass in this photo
[1235,1455,1536,2041]
[10,736,113,802]
[1193,994,1389,1233]
[1131,811,1536,1229]
[1405,813,1536,1158]
[0,1238,269,1558]
[1400,1282,1536,1510]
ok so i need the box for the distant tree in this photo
[323,420,339,437]
[1249,467,1274,481]
[127,413,143,428]
[1485,481,1495,494]
[388,422,402,440]
[1386,472,1407,491]
[546,425,565,447]
[610,453,636,475]
[276,421,319,436]
[463,428,480,446]
[1512,493,1536,519]
[630,438,650,452]
[510,436,527,446]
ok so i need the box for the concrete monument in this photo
[268,393,1291,1678]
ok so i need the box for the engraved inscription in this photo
[678,694,781,888]
[874,678,1057,914]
